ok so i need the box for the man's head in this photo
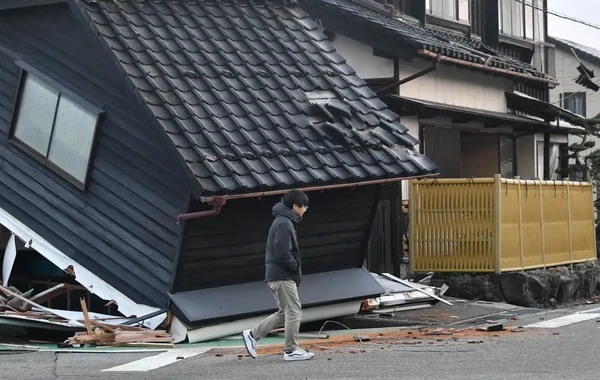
[282,189,309,218]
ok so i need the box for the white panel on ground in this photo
[526,307,600,328]
[102,347,211,372]
[2,233,16,286]
[177,301,361,344]
[0,206,165,330]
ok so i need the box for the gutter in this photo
[175,173,438,221]
[176,197,227,223]
[199,173,438,204]
[417,49,560,86]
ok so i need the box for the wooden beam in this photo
[80,298,94,335]
[30,283,75,305]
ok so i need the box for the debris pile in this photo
[361,272,451,315]
[65,326,173,348]
[61,297,174,348]
[0,283,173,347]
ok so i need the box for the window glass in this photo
[562,93,586,117]
[12,73,59,155]
[10,70,99,186]
[511,0,523,37]
[499,136,514,178]
[525,0,534,39]
[501,0,513,35]
[48,96,97,182]
[431,0,456,19]
[458,0,470,22]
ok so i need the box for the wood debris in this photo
[66,328,174,347]
[62,299,174,348]
[0,284,173,348]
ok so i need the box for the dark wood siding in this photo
[422,126,461,178]
[0,4,190,307]
[174,185,381,292]
[471,0,484,37]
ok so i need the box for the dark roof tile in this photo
[76,0,436,195]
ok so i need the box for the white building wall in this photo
[550,45,600,179]
[549,47,600,116]
[329,34,395,79]
[397,59,513,113]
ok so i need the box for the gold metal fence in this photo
[409,175,597,273]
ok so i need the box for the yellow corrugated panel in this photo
[410,177,596,273]
[410,179,495,272]
[569,184,596,261]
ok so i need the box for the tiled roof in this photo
[301,0,555,83]
[72,0,436,196]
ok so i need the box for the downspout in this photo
[176,197,227,223]
[376,54,441,94]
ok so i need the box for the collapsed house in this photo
[0,0,437,342]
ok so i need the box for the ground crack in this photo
[52,352,59,378]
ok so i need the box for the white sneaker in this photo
[284,348,314,361]
[242,330,257,359]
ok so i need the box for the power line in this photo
[551,78,600,106]
[515,0,600,31]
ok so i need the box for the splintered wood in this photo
[65,298,174,348]
[67,329,174,347]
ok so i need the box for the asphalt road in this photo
[1,303,598,380]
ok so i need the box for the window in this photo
[426,0,470,23]
[537,141,566,180]
[560,92,586,117]
[499,0,536,40]
[499,136,514,178]
[10,69,101,188]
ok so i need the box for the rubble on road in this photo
[360,272,451,315]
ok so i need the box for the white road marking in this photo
[526,307,600,328]
[101,347,211,372]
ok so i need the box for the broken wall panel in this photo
[174,185,381,292]
[0,4,191,307]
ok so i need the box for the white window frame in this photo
[426,0,471,24]
[499,0,536,40]
[9,62,103,190]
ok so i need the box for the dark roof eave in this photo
[418,50,560,86]
[385,94,557,131]
[505,92,583,124]
[0,0,64,11]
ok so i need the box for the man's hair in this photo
[282,189,309,209]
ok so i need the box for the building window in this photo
[499,0,535,40]
[10,69,101,188]
[499,136,514,178]
[426,0,470,23]
[560,92,586,117]
[537,141,567,180]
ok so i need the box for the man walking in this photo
[242,189,314,362]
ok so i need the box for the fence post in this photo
[494,174,502,273]
[538,179,546,269]
[591,181,597,258]
[566,178,573,270]
[515,176,524,272]
[409,179,416,274]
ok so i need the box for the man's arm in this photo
[273,222,298,272]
